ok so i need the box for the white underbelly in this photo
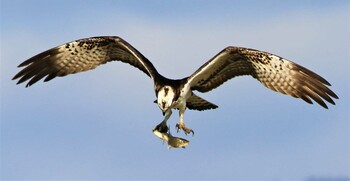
[172,86,191,109]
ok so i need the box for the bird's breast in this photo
[171,89,191,109]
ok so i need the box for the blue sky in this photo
[1,0,349,180]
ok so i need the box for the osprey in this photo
[13,36,338,139]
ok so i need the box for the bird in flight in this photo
[13,36,338,143]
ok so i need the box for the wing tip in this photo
[331,91,339,99]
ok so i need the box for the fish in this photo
[152,129,190,149]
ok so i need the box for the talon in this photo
[183,128,194,136]
[153,122,169,134]
[175,122,194,135]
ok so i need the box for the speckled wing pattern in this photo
[13,36,159,87]
[187,47,338,109]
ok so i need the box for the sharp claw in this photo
[184,128,194,136]
[184,130,189,135]
[175,123,194,136]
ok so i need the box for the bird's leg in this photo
[176,108,194,135]
[153,109,172,134]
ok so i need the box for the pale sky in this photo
[1,0,349,180]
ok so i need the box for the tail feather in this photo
[186,93,218,111]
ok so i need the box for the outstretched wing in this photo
[187,46,338,109]
[13,36,159,87]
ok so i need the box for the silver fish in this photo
[153,129,190,149]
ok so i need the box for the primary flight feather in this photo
[13,36,338,140]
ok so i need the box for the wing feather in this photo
[187,46,338,109]
[13,36,159,87]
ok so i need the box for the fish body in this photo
[152,129,189,149]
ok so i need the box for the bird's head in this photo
[156,86,175,115]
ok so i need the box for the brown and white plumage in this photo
[187,47,338,109]
[13,36,338,139]
[13,36,159,87]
